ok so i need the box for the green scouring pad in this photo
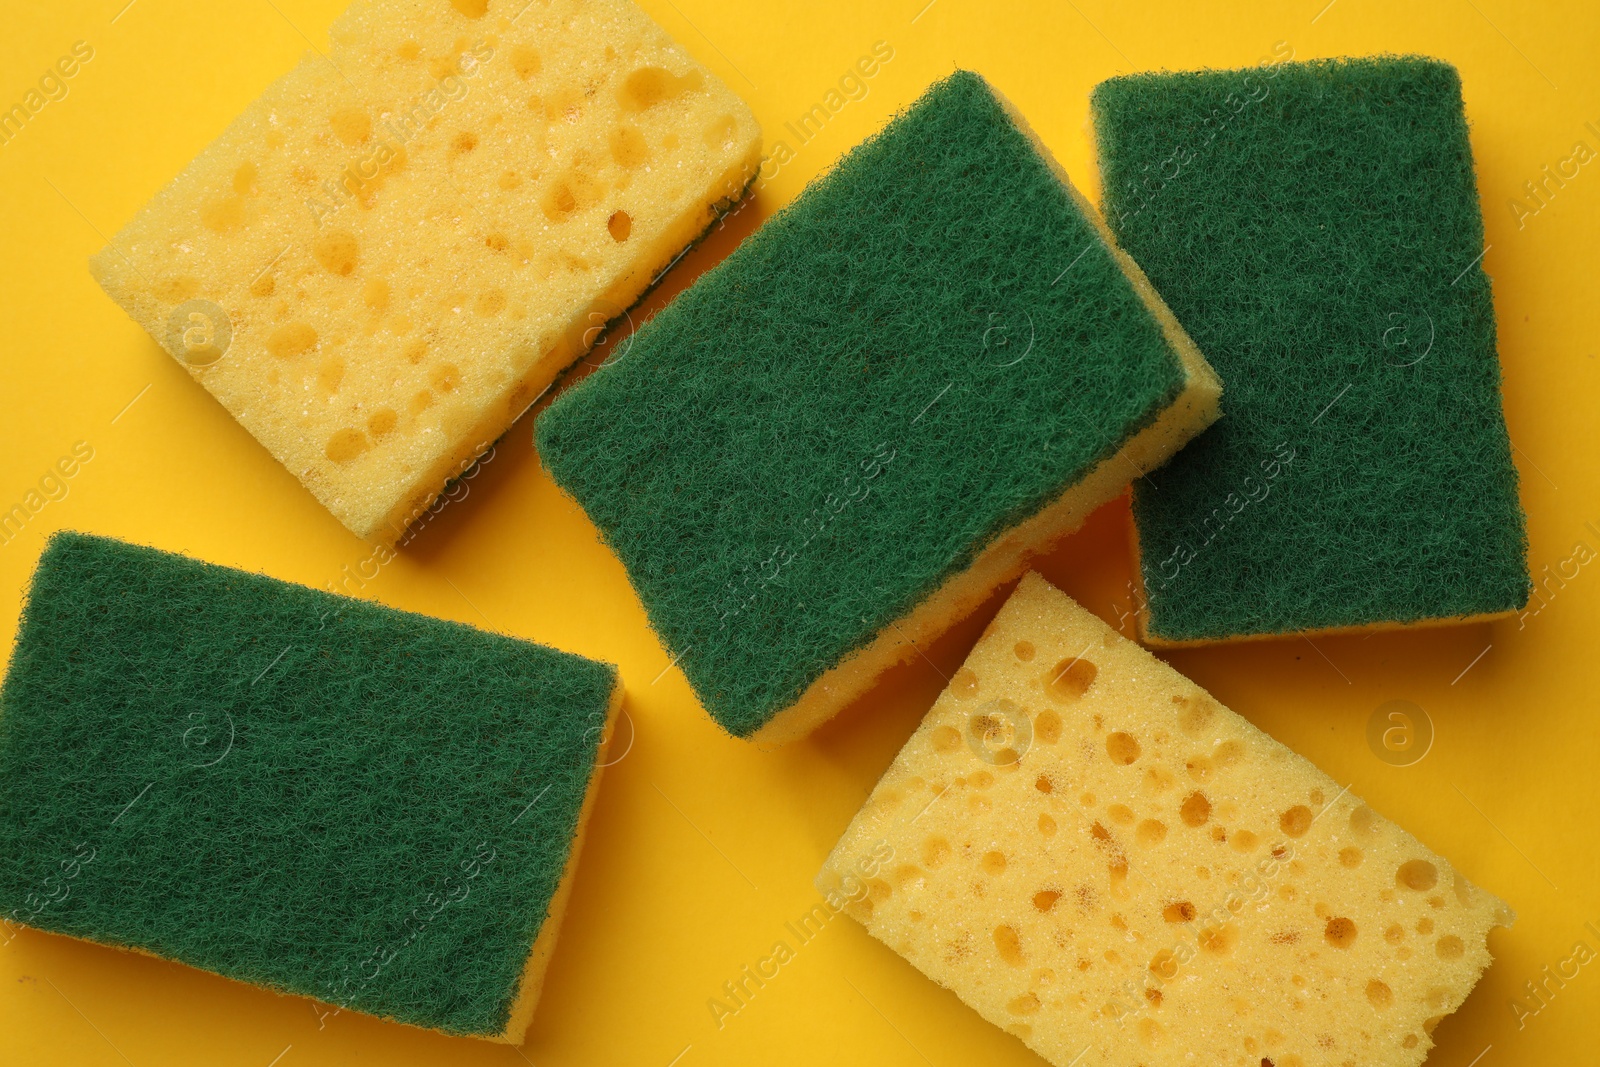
[0,531,620,1042]
[1092,56,1530,645]
[537,70,1220,743]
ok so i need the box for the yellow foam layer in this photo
[90,0,761,542]
[497,682,624,1042]
[819,573,1511,1067]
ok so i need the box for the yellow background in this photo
[1,0,1596,1064]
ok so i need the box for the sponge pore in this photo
[0,532,619,1040]
[539,70,1218,741]
[1092,56,1529,644]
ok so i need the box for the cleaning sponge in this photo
[91,0,762,543]
[1092,56,1529,644]
[820,572,1512,1067]
[538,71,1220,743]
[0,531,621,1042]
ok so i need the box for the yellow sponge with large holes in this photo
[90,0,761,543]
[819,572,1511,1067]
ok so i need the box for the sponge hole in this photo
[1046,658,1097,701]
[1199,922,1238,955]
[431,364,461,393]
[156,276,199,303]
[1174,693,1215,735]
[1179,792,1211,827]
[1105,732,1140,764]
[329,107,371,146]
[619,66,705,112]
[993,925,1024,966]
[610,125,650,170]
[1349,806,1379,837]
[542,171,605,222]
[704,114,738,151]
[325,428,369,463]
[1324,917,1358,948]
[233,162,259,195]
[543,181,579,221]
[267,322,318,359]
[511,44,541,80]
[1020,710,1054,746]
[313,230,360,276]
[476,288,507,317]
[367,408,398,439]
[1007,993,1041,1016]
[201,195,246,233]
[1279,805,1312,837]
[890,864,925,890]
[608,210,633,242]
[1397,859,1438,891]
[1213,738,1246,768]
[317,357,345,394]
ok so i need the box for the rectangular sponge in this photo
[819,573,1511,1067]
[0,531,622,1043]
[537,71,1220,743]
[1091,56,1529,644]
[90,0,762,544]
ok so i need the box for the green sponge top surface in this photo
[1092,56,1529,641]
[538,71,1188,738]
[0,532,616,1037]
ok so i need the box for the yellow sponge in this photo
[819,573,1511,1067]
[90,0,761,543]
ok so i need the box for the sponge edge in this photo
[499,684,622,1043]
[539,70,1219,745]
[0,531,622,1040]
[820,573,1511,1067]
[90,0,763,544]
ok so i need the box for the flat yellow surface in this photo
[0,1,1595,1065]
